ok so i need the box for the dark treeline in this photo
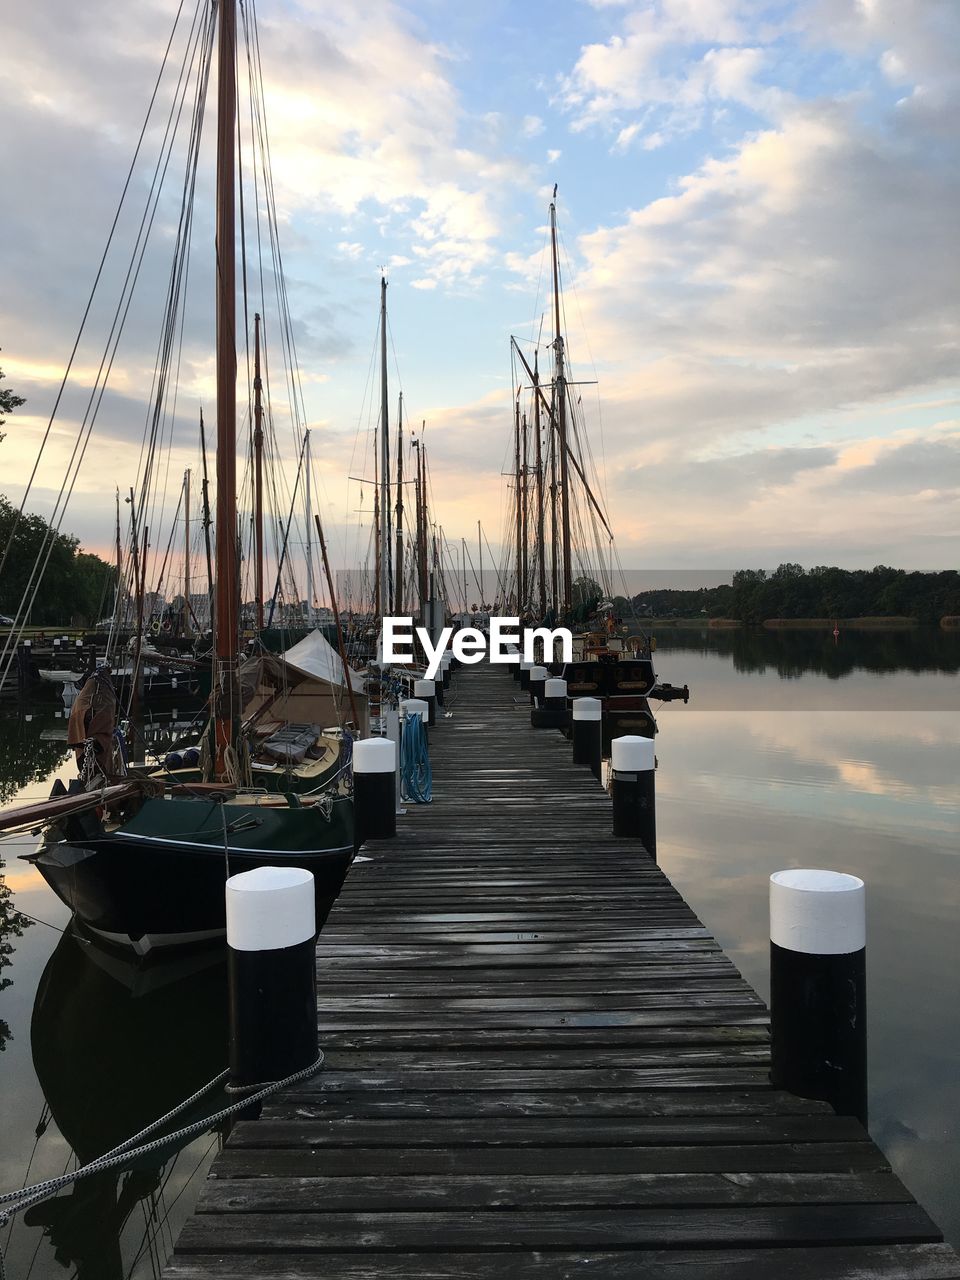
[0,495,116,626]
[651,624,960,678]
[625,564,960,624]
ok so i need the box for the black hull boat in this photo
[558,653,690,745]
[24,793,354,955]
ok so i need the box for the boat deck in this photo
[164,662,960,1279]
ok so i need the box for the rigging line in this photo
[251,8,309,449]
[0,0,207,669]
[0,6,211,691]
[236,22,252,444]
[143,14,214,583]
[244,3,307,453]
[125,0,212,580]
[128,0,210,504]
[0,0,193,584]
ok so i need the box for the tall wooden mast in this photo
[514,392,522,613]
[304,428,315,626]
[550,198,573,616]
[379,276,391,617]
[214,0,239,771]
[183,468,192,637]
[395,392,404,615]
[253,313,265,630]
[521,411,529,611]
[114,488,123,624]
[533,351,547,619]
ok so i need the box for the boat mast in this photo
[200,409,214,630]
[477,519,483,611]
[550,197,573,616]
[514,392,522,614]
[521,411,529,612]
[183,467,191,637]
[373,441,381,620]
[379,276,391,617]
[533,351,547,619]
[395,392,404,616]
[253,313,265,630]
[304,428,315,627]
[114,488,123,624]
[214,0,239,772]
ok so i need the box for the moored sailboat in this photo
[17,0,355,953]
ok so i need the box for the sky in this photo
[1,0,958,587]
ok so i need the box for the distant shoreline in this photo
[643,616,960,631]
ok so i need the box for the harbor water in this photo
[1,627,958,1275]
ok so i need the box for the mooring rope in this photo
[0,1053,323,1280]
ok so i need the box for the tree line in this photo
[0,495,117,626]
[620,564,960,625]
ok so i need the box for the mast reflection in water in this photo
[20,926,228,1278]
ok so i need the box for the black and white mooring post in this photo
[413,678,437,725]
[770,869,867,1126]
[353,735,398,847]
[572,696,602,780]
[528,664,548,706]
[610,734,657,857]
[518,658,533,690]
[440,653,452,689]
[532,676,569,729]
[226,866,319,1091]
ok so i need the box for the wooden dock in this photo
[165,663,960,1279]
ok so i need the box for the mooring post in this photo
[610,734,656,857]
[440,653,452,689]
[769,869,867,1125]
[528,664,548,706]
[226,865,319,1091]
[400,696,429,728]
[413,677,436,725]
[518,658,533,690]
[353,736,398,847]
[572,696,602,779]
[532,676,569,729]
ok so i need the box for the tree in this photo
[0,353,25,444]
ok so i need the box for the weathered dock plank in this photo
[164,663,960,1279]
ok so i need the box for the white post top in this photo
[770,868,865,955]
[611,734,655,772]
[518,658,534,671]
[529,665,549,681]
[400,697,429,719]
[226,866,316,952]
[572,696,602,722]
[544,678,567,699]
[354,735,397,773]
[413,678,435,698]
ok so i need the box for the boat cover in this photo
[282,629,364,692]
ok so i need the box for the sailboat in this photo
[17,0,355,954]
[508,195,690,742]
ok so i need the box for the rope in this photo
[400,712,432,804]
[0,1053,323,1280]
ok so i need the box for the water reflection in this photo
[3,921,228,1279]
[653,624,960,678]
[656,705,960,1251]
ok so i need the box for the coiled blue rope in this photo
[400,713,432,804]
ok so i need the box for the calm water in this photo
[1,629,958,1275]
